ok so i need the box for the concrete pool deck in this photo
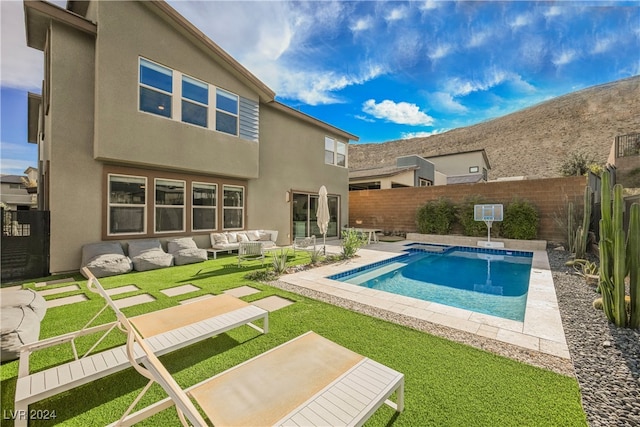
[279,240,570,361]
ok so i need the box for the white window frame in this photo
[154,178,186,233]
[222,185,244,230]
[181,74,209,128]
[192,182,217,232]
[138,57,173,118]
[324,136,347,167]
[107,174,147,236]
[215,88,239,136]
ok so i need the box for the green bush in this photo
[416,198,456,234]
[501,198,539,239]
[341,228,367,258]
[456,195,490,237]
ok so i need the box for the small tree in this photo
[559,151,600,177]
[501,198,539,240]
[456,195,490,237]
[341,228,367,259]
[416,198,456,234]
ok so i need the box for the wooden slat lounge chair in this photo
[237,241,265,267]
[13,268,268,427]
[107,301,405,425]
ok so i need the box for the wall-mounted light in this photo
[285,191,290,202]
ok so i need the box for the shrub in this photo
[416,198,456,234]
[341,228,367,259]
[559,151,601,176]
[456,195,490,237]
[501,198,539,239]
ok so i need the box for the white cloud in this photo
[443,69,533,97]
[385,6,408,23]
[0,1,45,90]
[592,35,616,55]
[350,16,373,33]
[428,43,453,61]
[355,114,376,123]
[401,129,447,139]
[552,49,578,67]
[430,92,468,113]
[510,13,532,30]
[419,1,440,12]
[467,29,491,48]
[362,99,434,126]
[0,142,38,175]
[544,6,563,19]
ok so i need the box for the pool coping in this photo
[279,240,570,360]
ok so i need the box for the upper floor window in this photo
[108,174,146,235]
[325,137,347,167]
[139,58,172,118]
[192,182,216,231]
[155,178,185,233]
[182,75,208,127]
[216,89,238,135]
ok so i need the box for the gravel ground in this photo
[269,247,640,426]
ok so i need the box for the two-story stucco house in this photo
[25,0,357,273]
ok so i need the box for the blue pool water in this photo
[328,245,533,321]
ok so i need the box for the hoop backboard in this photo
[474,204,504,222]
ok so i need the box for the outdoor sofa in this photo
[208,230,278,259]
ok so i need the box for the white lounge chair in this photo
[13,268,268,427]
[237,241,265,267]
[293,235,316,255]
[112,322,404,426]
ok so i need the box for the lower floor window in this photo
[223,185,244,229]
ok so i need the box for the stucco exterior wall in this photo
[250,105,350,244]
[92,1,260,179]
[429,152,486,176]
[48,22,99,273]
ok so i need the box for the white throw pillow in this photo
[226,232,238,243]
[237,233,250,242]
[247,230,261,241]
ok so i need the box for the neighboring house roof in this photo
[0,175,26,184]
[427,149,492,170]
[350,165,418,180]
[446,174,484,185]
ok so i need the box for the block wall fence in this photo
[348,176,588,243]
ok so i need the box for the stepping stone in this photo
[160,284,200,297]
[106,285,140,296]
[224,286,260,298]
[252,296,294,312]
[114,294,155,309]
[179,294,214,305]
[35,277,75,288]
[38,284,81,297]
[47,294,88,308]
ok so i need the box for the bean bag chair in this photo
[1,289,47,362]
[167,237,207,266]
[81,242,133,278]
[128,239,174,271]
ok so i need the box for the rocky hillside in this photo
[349,75,640,180]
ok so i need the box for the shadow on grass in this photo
[4,333,257,426]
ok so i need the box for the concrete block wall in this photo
[349,176,587,243]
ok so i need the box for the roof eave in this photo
[24,0,96,51]
[27,92,42,144]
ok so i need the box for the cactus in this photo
[574,186,592,258]
[599,169,640,329]
[628,203,640,328]
[567,202,576,253]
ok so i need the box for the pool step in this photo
[345,262,408,285]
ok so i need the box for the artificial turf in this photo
[0,253,587,426]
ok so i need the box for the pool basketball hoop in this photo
[474,204,504,248]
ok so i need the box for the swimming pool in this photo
[328,245,533,322]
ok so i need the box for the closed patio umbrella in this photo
[316,185,329,254]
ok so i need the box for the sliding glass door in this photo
[292,192,339,239]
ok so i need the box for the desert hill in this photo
[348,75,640,180]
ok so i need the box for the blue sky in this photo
[1,0,639,175]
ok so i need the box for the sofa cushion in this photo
[168,238,207,266]
[226,232,238,243]
[237,232,250,242]
[81,242,133,278]
[1,289,47,362]
[127,239,174,272]
[258,231,272,241]
[211,233,228,246]
[247,230,261,241]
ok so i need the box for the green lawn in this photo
[1,253,587,426]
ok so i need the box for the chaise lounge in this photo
[13,268,268,427]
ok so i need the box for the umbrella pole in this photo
[323,234,326,255]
